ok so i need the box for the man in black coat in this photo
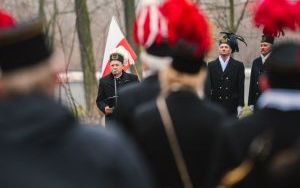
[130,1,226,187]
[207,32,246,117]
[0,16,153,188]
[212,42,300,188]
[96,49,139,124]
[248,35,273,110]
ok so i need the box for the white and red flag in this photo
[101,16,137,77]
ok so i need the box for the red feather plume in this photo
[160,0,212,56]
[294,1,300,28]
[133,5,167,48]
[254,0,296,37]
[0,9,15,29]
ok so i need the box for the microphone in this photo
[112,69,118,76]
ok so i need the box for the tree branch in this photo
[234,0,250,33]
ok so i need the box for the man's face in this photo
[260,42,272,56]
[219,43,232,56]
[110,60,123,76]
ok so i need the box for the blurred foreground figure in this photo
[115,0,172,133]
[214,41,300,188]
[131,0,226,187]
[0,14,153,188]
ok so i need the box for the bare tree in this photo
[203,0,251,33]
[75,0,99,118]
[39,0,45,17]
[122,0,142,78]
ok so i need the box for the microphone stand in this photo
[114,76,118,109]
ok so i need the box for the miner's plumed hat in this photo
[133,0,171,57]
[219,32,247,53]
[162,0,212,74]
[134,0,212,74]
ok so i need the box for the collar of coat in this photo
[110,70,126,79]
[258,89,300,111]
[260,52,271,64]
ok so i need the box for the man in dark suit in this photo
[207,32,246,117]
[0,14,153,188]
[130,1,226,187]
[212,42,300,188]
[248,35,273,111]
[115,3,172,134]
[96,48,139,124]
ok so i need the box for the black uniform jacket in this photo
[248,56,267,107]
[132,89,226,188]
[96,71,139,119]
[207,57,245,115]
[211,106,300,188]
[0,94,154,188]
[115,74,160,134]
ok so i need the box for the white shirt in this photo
[219,56,230,72]
[260,53,271,64]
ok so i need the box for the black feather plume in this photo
[220,32,247,53]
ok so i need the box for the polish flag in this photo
[101,16,137,77]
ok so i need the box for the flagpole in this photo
[132,63,141,81]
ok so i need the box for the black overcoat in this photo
[115,74,160,134]
[96,71,138,120]
[132,89,225,188]
[248,57,267,107]
[211,107,300,188]
[207,57,245,115]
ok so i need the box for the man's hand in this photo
[105,106,113,115]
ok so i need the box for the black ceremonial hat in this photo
[219,32,247,53]
[0,18,52,73]
[109,53,124,64]
[261,35,274,44]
